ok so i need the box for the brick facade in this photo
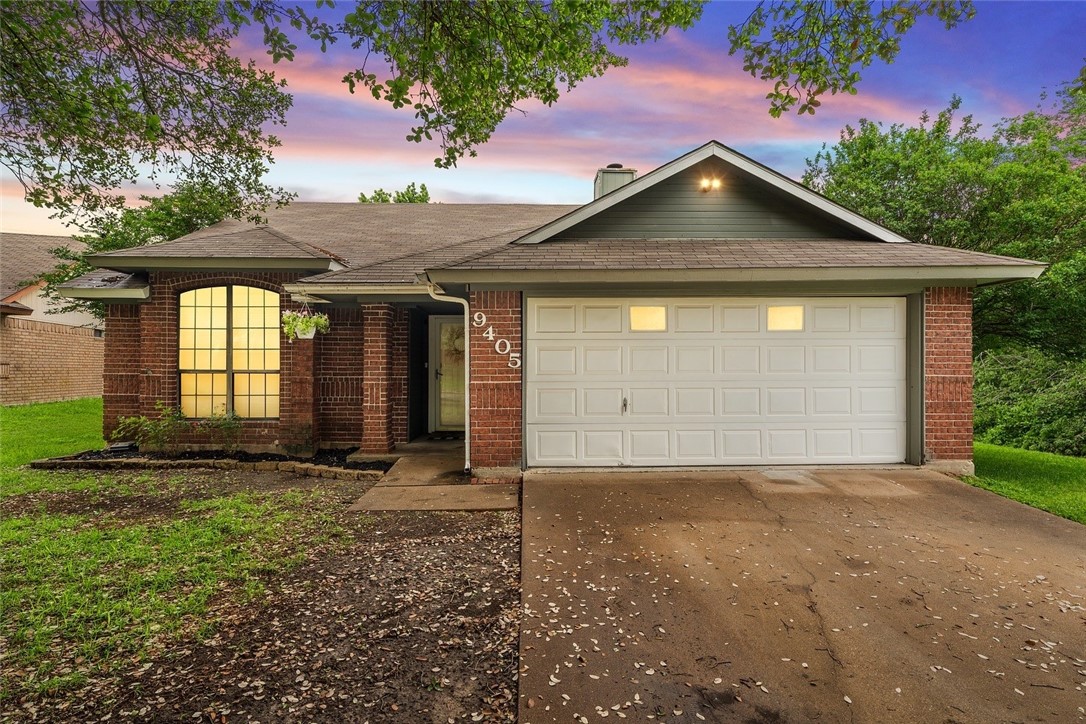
[468,291,523,469]
[317,307,366,447]
[924,286,974,464]
[359,304,396,454]
[0,316,103,405]
[100,272,392,453]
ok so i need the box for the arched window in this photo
[178,286,280,418]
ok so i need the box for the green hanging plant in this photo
[281,308,330,341]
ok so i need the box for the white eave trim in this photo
[85,256,339,272]
[283,282,429,296]
[426,264,1045,285]
[58,285,150,301]
[514,141,913,245]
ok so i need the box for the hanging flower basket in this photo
[282,308,330,342]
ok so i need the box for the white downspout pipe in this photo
[426,282,471,474]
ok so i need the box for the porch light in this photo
[700,177,722,192]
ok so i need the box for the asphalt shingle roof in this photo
[92,226,342,263]
[436,238,1039,271]
[0,232,78,299]
[95,203,577,269]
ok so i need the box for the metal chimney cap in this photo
[605,163,624,169]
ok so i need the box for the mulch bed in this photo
[107,511,522,724]
[2,468,521,723]
[55,448,392,471]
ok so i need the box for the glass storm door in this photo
[429,316,465,431]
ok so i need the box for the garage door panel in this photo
[766,346,805,374]
[721,346,761,374]
[629,388,668,416]
[675,388,715,416]
[526,297,906,466]
[675,305,715,332]
[582,305,622,332]
[629,346,669,374]
[583,430,623,461]
[535,346,577,375]
[583,346,622,374]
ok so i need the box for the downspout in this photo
[426,281,471,474]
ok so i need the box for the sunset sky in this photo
[3,0,1084,235]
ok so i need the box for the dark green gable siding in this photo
[554,157,865,240]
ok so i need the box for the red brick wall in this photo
[103,305,140,434]
[924,287,974,463]
[360,304,395,453]
[390,307,410,444]
[317,307,365,447]
[469,291,523,468]
[0,316,104,405]
[103,272,313,450]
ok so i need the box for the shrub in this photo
[111,402,189,450]
[196,410,242,453]
[974,346,1086,457]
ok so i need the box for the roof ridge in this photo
[259,226,349,266]
[359,223,549,272]
[425,225,555,270]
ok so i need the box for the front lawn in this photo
[970,442,1086,524]
[0,399,366,709]
[0,399,521,722]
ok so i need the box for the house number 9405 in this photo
[471,312,521,368]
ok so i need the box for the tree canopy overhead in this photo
[803,70,1086,359]
[358,182,430,203]
[1,0,975,220]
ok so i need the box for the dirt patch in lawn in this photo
[2,468,521,723]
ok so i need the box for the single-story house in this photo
[61,142,1045,477]
[1,233,104,405]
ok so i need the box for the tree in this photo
[0,0,293,221]
[728,1,976,117]
[38,181,243,319]
[803,72,1086,359]
[2,1,972,220]
[358,182,431,204]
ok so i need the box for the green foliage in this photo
[970,443,1086,524]
[728,1,975,117]
[0,0,292,219]
[974,346,1086,458]
[111,402,190,450]
[0,398,104,468]
[281,309,331,341]
[196,410,243,453]
[3,0,971,210]
[37,180,256,319]
[804,73,1086,358]
[358,182,431,203]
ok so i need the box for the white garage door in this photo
[525,297,906,466]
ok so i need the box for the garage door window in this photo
[767,305,804,331]
[630,305,667,331]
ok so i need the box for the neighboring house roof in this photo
[1,232,77,300]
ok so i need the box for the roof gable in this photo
[515,141,912,245]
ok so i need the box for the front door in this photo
[428,316,466,431]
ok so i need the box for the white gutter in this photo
[426,282,471,474]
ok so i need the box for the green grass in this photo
[0,399,365,701]
[0,397,105,467]
[970,443,1086,524]
[0,398,108,498]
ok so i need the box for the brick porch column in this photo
[924,286,974,472]
[360,304,395,453]
[469,291,523,470]
[103,304,141,438]
[280,332,318,452]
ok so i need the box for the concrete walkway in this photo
[347,439,519,512]
[519,468,1086,723]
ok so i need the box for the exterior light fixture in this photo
[700,177,722,192]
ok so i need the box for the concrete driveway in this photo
[518,469,1086,723]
